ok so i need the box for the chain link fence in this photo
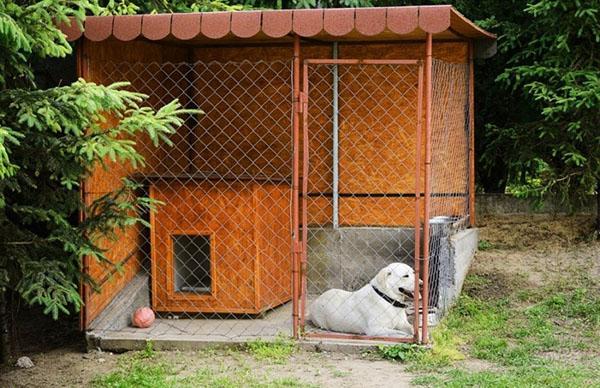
[428,59,471,318]
[84,55,471,344]
[299,60,423,342]
[86,59,296,340]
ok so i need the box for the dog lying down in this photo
[309,263,421,337]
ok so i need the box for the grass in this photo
[93,335,308,387]
[93,346,311,388]
[246,335,296,364]
[93,358,172,387]
[94,361,313,388]
[477,239,495,250]
[377,326,464,370]
[331,370,350,378]
[405,274,600,387]
[413,364,598,388]
[377,343,425,362]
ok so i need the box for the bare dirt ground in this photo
[1,214,598,388]
[474,214,599,293]
[0,345,415,388]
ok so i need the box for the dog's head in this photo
[371,262,421,301]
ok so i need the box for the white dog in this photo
[309,262,421,337]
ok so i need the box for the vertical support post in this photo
[332,42,339,229]
[422,33,433,344]
[300,61,309,330]
[77,39,89,332]
[413,64,424,342]
[292,35,301,339]
[468,41,476,227]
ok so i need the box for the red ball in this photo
[132,307,155,328]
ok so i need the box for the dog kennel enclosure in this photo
[61,5,495,346]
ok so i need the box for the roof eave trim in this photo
[60,6,496,44]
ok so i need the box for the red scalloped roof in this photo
[60,6,495,43]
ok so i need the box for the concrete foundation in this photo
[307,227,414,293]
[436,228,478,314]
[86,226,478,352]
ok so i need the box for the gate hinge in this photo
[294,92,308,114]
[293,241,303,254]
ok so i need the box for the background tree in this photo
[494,0,599,229]
[0,0,198,362]
[97,0,373,14]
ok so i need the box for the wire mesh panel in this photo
[84,59,295,340]
[299,61,424,342]
[427,59,471,317]
[83,53,472,345]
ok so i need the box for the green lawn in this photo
[379,272,600,387]
[93,340,313,388]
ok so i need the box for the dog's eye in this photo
[387,271,392,276]
[403,274,409,278]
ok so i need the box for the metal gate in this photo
[294,59,426,343]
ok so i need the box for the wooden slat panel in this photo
[339,197,418,227]
[256,184,293,309]
[303,41,468,226]
[82,40,189,326]
[190,45,300,181]
[336,64,419,194]
[302,195,332,226]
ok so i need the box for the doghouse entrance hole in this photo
[173,234,212,294]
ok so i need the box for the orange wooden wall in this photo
[82,40,189,326]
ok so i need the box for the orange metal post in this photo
[468,41,476,227]
[304,59,420,65]
[292,35,301,339]
[421,33,433,344]
[299,61,309,331]
[413,64,424,342]
[305,332,416,343]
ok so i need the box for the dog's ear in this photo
[374,267,389,288]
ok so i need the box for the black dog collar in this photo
[371,285,408,308]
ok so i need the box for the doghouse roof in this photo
[61,5,496,57]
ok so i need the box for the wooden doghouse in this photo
[149,177,291,314]
[62,6,495,340]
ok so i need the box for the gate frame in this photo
[293,55,430,344]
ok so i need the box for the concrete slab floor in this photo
[87,299,433,353]
[89,301,293,345]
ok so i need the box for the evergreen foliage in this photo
[0,0,197,329]
[495,0,599,209]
